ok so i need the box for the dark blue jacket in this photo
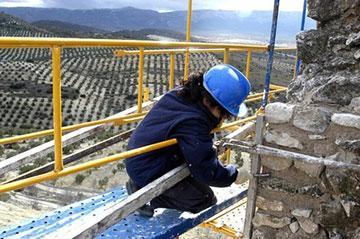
[125,88,238,188]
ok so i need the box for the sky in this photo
[0,0,306,12]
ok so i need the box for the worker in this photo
[125,64,251,217]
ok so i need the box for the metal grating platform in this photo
[1,187,128,239]
[216,199,247,234]
[2,184,247,239]
[96,184,247,239]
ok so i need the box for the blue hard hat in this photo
[203,64,251,117]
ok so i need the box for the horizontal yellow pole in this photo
[0,139,178,193]
[269,84,287,90]
[245,96,267,103]
[247,92,266,99]
[0,37,270,50]
[114,46,295,57]
[201,221,240,239]
[116,48,225,56]
[246,88,286,100]
[0,112,147,145]
[214,115,257,133]
[274,47,296,51]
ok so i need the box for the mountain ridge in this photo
[0,7,316,42]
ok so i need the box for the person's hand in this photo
[234,168,250,184]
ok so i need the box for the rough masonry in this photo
[252,0,360,238]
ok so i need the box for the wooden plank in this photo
[1,129,133,184]
[243,115,265,239]
[0,99,158,177]
[48,165,190,239]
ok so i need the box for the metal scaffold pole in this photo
[295,0,307,76]
[261,0,280,109]
[183,0,192,81]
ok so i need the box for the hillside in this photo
[0,7,316,42]
[0,12,51,37]
[33,20,108,37]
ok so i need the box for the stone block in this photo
[346,32,360,47]
[293,107,331,133]
[307,0,346,21]
[326,168,360,198]
[265,130,304,150]
[332,113,360,129]
[256,196,284,212]
[298,219,319,235]
[317,201,347,226]
[259,177,324,197]
[296,30,328,64]
[312,73,360,105]
[291,208,312,218]
[294,160,324,178]
[346,228,360,239]
[354,49,360,60]
[314,142,337,157]
[265,103,295,124]
[328,228,345,239]
[261,155,293,171]
[274,230,290,239]
[289,221,300,233]
[350,97,360,114]
[340,200,360,218]
[335,139,360,155]
[252,229,265,239]
[252,212,291,229]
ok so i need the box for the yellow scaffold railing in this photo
[0,37,294,194]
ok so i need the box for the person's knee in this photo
[190,193,217,213]
[206,192,217,206]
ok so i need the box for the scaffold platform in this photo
[1,184,247,239]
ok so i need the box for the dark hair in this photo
[177,72,230,119]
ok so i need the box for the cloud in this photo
[39,0,185,11]
[0,0,44,7]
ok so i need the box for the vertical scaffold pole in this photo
[169,52,175,89]
[261,0,280,109]
[295,0,307,76]
[183,0,192,81]
[223,48,229,64]
[137,48,144,113]
[51,47,63,172]
[245,50,252,80]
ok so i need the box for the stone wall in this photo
[251,1,360,238]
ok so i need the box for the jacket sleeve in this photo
[171,119,238,187]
